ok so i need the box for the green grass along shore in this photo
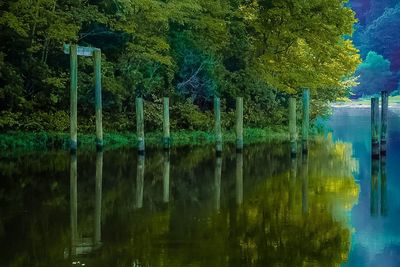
[0,128,289,153]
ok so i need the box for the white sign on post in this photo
[63,44,100,57]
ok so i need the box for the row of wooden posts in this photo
[371,91,389,158]
[66,44,310,155]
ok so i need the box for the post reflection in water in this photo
[136,155,145,209]
[301,153,309,215]
[289,156,297,210]
[236,152,243,205]
[370,158,379,216]
[70,151,78,257]
[94,151,103,247]
[163,152,170,203]
[381,155,388,216]
[214,156,222,211]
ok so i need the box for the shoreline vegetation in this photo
[0,127,289,154]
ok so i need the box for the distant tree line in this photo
[350,0,400,97]
[0,0,360,132]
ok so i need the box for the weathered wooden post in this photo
[289,97,297,157]
[236,97,244,152]
[70,151,78,255]
[214,156,222,211]
[371,97,380,158]
[370,158,379,216]
[381,155,387,216]
[302,89,310,153]
[236,152,243,205]
[94,50,103,149]
[70,45,78,151]
[135,155,145,209]
[136,97,145,154]
[94,151,103,247]
[214,97,222,155]
[381,91,388,155]
[163,151,170,203]
[163,97,171,150]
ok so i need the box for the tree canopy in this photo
[0,0,360,132]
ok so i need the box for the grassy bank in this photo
[0,128,289,153]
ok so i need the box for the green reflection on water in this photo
[0,137,359,267]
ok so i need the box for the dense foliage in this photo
[350,0,400,97]
[0,0,360,132]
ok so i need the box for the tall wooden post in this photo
[302,89,310,153]
[371,97,380,158]
[214,156,222,211]
[289,97,297,157]
[135,155,145,209]
[70,45,78,151]
[381,91,388,155]
[70,151,78,256]
[236,152,243,205]
[236,97,244,152]
[163,151,170,203]
[163,97,171,149]
[214,97,222,155]
[94,50,103,149]
[136,97,145,154]
[94,151,103,247]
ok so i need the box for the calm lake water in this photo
[0,106,399,267]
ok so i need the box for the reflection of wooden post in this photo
[301,153,309,215]
[371,98,380,158]
[70,151,78,256]
[136,98,145,154]
[214,97,222,155]
[163,97,171,150]
[70,45,78,151]
[236,97,244,151]
[302,89,310,153]
[135,155,145,209]
[94,151,103,247]
[289,97,297,157]
[214,156,222,211]
[381,91,388,155]
[370,158,379,216]
[289,157,297,210]
[381,155,387,216]
[94,50,103,149]
[163,152,170,203]
[236,153,243,205]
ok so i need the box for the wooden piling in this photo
[163,151,170,203]
[236,152,243,205]
[214,97,222,155]
[371,97,380,158]
[136,97,145,154]
[302,89,310,153]
[381,91,388,155]
[289,97,297,157]
[94,50,103,149]
[94,151,103,247]
[70,45,78,151]
[236,97,244,151]
[301,153,309,215]
[163,97,171,149]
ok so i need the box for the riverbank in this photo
[0,128,289,153]
[332,96,400,108]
